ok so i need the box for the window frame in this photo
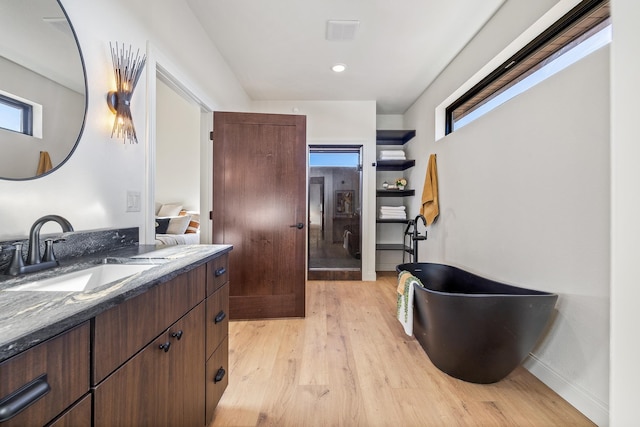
[445,0,608,135]
[0,93,33,136]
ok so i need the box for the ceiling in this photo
[186,0,505,114]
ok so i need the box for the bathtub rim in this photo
[396,262,558,298]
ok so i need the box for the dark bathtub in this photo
[396,262,558,384]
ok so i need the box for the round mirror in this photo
[0,0,86,180]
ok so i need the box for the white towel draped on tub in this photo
[396,271,424,336]
[343,229,352,250]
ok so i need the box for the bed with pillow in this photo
[155,203,201,245]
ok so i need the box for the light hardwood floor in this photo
[210,273,595,427]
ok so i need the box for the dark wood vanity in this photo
[0,248,230,427]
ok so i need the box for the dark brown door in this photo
[212,112,306,319]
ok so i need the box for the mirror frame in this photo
[1,0,88,181]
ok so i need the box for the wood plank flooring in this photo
[209,272,595,427]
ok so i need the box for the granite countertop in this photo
[0,243,232,363]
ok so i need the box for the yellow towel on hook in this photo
[420,154,439,225]
[36,151,53,176]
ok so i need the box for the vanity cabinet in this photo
[92,264,207,427]
[0,248,231,427]
[92,251,230,427]
[0,322,90,427]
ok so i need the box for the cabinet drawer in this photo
[48,393,91,427]
[0,322,89,427]
[205,336,229,425]
[206,283,229,359]
[93,264,206,384]
[207,253,228,296]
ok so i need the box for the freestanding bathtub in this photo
[396,262,558,384]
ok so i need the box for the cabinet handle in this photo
[214,367,226,383]
[171,330,183,340]
[214,311,226,324]
[0,374,50,422]
[159,342,171,352]
[215,267,226,277]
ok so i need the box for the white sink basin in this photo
[6,264,155,292]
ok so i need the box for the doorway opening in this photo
[308,146,362,280]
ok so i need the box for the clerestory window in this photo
[0,93,33,136]
[445,0,610,134]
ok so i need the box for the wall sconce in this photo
[106,42,146,143]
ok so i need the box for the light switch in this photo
[126,191,141,212]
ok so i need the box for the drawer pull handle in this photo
[215,267,226,277]
[159,342,171,352]
[214,367,226,383]
[214,311,226,324]
[171,330,183,340]
[0,374,50,422]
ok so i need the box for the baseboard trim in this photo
[524,354,609,426]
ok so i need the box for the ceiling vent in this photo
[326,20,360,41]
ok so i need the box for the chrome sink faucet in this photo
[5,215,74,276]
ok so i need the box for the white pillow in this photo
[166,215,191,235]
[157,203,183,217]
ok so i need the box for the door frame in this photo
[144,42,216,244]
[307,145,363,280]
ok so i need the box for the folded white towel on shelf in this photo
[379,210,407,219]
[379,215,407,220]
[379,155,406,161]
[380,150,405,157]
[378,150,406,161]
[380,206,406,211]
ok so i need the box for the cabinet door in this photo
[48,394,91,427]
[167,301,205,427]
[93,333,170,427]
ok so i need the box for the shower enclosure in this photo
[308,146,362,280]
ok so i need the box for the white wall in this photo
[155,78,201,211]
[251,100,377,280]
[402,0,609,425]
[0,0,250,240]
[610,0,640,425]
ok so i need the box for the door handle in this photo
[289,223,304,229]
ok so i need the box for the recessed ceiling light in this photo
[332,63,347,73]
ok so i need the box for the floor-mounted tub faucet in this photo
[5,215,74,276]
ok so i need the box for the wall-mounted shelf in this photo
[376,243,413,254]
[376,189,415,197]
[376,130,416,145]
[376,159,416,171]
[375,129,417,265]
[376,218,409,224]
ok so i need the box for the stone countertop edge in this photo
[0,244,232,363]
